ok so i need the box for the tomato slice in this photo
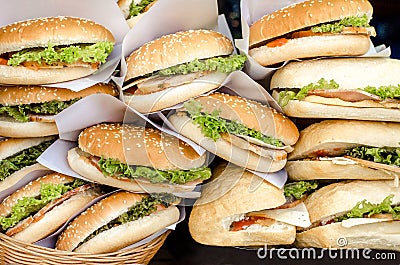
[230,216,271,231]
[0,58,8,65]
[266,38,288,48]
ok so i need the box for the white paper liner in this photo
[0,0,129,91]
[33,189,186,250]
[236,0,392,81]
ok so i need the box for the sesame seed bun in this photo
[0,173,101,243]
[125,29,233,81]
[56,191,180,253]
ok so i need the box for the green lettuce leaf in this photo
[8,42,114,66]
[98,157,211,184]
[363,85,400,100]
[0,98,80,122]
[336,195,400,222]
[311,14,370,34]
[128,0,156,18]
[0,179,86,231]
[0,140,54,181]
[158,55,247,76]
[345,146,400,166]
[283,181,318,200]
[184,99,284,146]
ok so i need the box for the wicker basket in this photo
[0,231,170,265]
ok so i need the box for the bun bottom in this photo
[75,206,179,253]
[0,163,47,192]
[0,65,97,85]
[123,72,226,113]
[168,112,286,172]
[296,221,400,251]
[279,100,400,122]
[287,160,397,181]
[0,116,58,137]
[67,147,202,194]
[249,34,371,66]
[13,188,100,243]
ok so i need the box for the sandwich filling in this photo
[276,78,400,108]
[123,55,247,94]
[0,42,114,70]
[0,139,54,181]
[128,0,156,18]
[0,178,90,235]
[75,193,176,250]
[96,156,211,184]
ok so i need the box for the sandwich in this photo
[0,16,115,85]
[67,123,212,194]
[296,180,400,251]
[56,191,179,253]
[0,173,101,243]
[287,119,400,181]
[168,93,299,173]
[271,58,400,122]
[123,29,247,113]
[118,0,157,28]
[0,136,56,192]
[248,0,375,66]
[189,163,314,246]
[0,83,118,137]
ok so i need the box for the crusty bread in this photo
[0,116,58,137]
[249,0,373,47]
[189,162,296,246]
[0,83,117,106]
[296,221,400,251]
[289,120,400,160]
[125,30,233,81]
[56,191,179,253]
[78,123,206,170]
[187,93,299,146]
[0,16,114,53]
[271,58,400,90]
[304,180,400,223]
[67,147,204,194]
[168,112,287,173]
[249,34,370,66]
[13,188,101,243]
[287,160,398,181]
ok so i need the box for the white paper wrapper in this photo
[236,0,391,81]
[0,0,129,91]
[157,70,288,188]
[35,189,186,250]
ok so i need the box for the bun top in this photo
[78,123,206,170]
[0,173,74,217]
[56,191,145,251]
[0,16,115,54]
[289,120,400,160]
[125,29,233,81]
[305,180,400,223]
[0,136,55,160]
[186,93,299,146]
[0,83,118,106]
[249,0,373,47]
[271,58,400,90]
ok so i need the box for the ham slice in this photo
[307,89,382,102]
[344,156,400,173]
[28,114,55,123]
[291,26,376,39]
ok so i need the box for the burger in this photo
[168,93,299,173]
[0,173,100,243]
[0,16,115,85]
[123,29,247,113]
[248,0,375,66]
[67,123,212,194]
[0,136,55,192]
[0,83,118,137]
[56,191,179,253]
[287,120,400,181]
[189,163,315,246]
[270,58,400,121]
[118,0,157,28]
[296,180,400,250]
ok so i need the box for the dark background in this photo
[151,1,400,264]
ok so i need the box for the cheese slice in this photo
[341,218,392,228]
[319,157,358,165]
[252,202,311,228]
